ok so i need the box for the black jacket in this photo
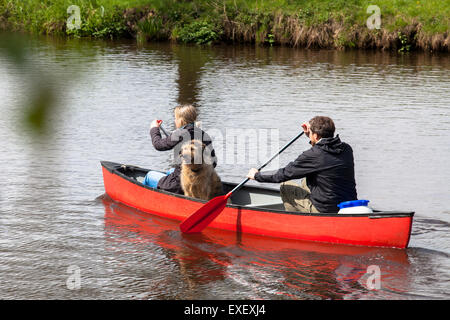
[255,135,357,213]
[150,123,217,195]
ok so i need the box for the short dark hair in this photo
[309,116,335,138]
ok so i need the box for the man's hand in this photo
[151,119,162,129]
[301,122,310,137]
[247,168,259,180]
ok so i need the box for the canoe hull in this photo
[101,162,413,249]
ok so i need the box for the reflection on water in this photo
[172,44,212,106]
[0,37,449,299]
[101,196,445,300]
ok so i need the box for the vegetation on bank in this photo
[0,0,449,51]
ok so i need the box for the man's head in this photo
[307,116,335,145]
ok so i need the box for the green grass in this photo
[0,0,449,50]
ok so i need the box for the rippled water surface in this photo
[1,37,449,299]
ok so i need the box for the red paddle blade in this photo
[180,193,231,234]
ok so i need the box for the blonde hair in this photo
[174,104,198,127]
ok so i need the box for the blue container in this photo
[337,200,370,209]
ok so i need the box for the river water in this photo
[0,37,449,299]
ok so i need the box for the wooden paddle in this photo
[180,130,305,234]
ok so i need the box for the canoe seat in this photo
[244,202,285,210]
[224,183,285,210]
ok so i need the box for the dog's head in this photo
[180,140,207,171]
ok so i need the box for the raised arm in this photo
[150,125,180,151]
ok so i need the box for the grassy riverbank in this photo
[1,0,449,52]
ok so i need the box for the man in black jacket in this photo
[247,116,357,213]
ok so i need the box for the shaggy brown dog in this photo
[180,140,223,200]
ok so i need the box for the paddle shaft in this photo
[180,129,305,233]
[228,130,305,196]
[156,120,170,137]
[160,125,170,137]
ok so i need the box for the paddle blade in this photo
[180,193,231,234]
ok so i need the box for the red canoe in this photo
[101,161,414,249]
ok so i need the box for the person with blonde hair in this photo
[144,104,218,195]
